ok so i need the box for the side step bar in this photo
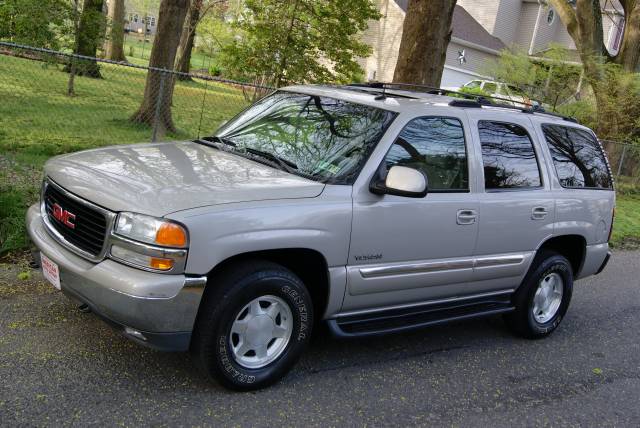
[327,293,514,338]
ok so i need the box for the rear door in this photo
[465,111,556,289]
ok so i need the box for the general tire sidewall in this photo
[525,257,573,335]
[212,274,312,389]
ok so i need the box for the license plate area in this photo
[41,253,61,290]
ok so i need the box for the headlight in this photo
[111,212,188,272]
[115,212,187,248]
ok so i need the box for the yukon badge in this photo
[354,253,383,262]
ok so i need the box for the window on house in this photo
[134,14,138,23]
[479,121,542,190]
[151,17,155,26]
[383,117,469,191]
[541,124,612,189]
[612,18,625,51]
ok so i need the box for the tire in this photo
[191,260,313,391]
[504,250,573,339]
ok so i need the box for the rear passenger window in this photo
[541,124,612,189]
[478,121,542,190]
[384,117,468,191]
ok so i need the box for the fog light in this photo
[111,245,174,271]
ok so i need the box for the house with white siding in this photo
[359,0,626,88]
[121,0,159,36]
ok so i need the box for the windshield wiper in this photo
[242,147,298,170]
[196,135,321,181]
[201,135,237,147]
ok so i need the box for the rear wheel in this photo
[505,251,573,339]
[191,261,313,390]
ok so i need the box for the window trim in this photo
[540,123,614,191]
[478,120,544,192]
[379,115,471,194]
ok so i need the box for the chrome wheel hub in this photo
[229,295,293,369]
[532,272,564,323]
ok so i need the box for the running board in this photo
[327,294,514,338]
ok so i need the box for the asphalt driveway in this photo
[1,251,639,427]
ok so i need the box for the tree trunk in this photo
[392,0,456,87]
[68,0,106,78]
[614,2,640,72]
[176,0,202,79]
[104,0,127,61]
[130,0,189,136]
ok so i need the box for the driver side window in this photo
[384,117,469,191]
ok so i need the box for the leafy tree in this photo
[66,0,107,78]
[222,0,380,86]
[393,0,457,87]
[104,0,126,61]
[175,0,203,77]
[0,0,71,49]
[548,0,640,134]
[130,0,189,134]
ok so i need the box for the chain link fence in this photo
[602,140,640,185]
[0,41,272,145]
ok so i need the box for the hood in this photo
[44,141,325,216]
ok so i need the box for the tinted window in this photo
[384,117,468,191]
[217,91,396,184]
[479,121,542,189]
[542,124,612,189]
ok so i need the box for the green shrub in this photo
[209,64,222,77]
[448,86,491,99]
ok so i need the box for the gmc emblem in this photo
[52,203,76,229]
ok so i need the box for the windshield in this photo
[214,91,396,184]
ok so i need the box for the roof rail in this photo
[345,82,579,123]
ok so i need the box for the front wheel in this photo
[191,261,313,390]
[505,251,573,339]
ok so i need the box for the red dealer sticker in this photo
[41,253,61,290]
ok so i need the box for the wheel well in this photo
[206,249,330,321]
[538,235,586,276]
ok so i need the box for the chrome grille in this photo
[43,181,109,257]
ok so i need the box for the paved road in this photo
[1,251,639,427]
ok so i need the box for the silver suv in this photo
[27,84,615,390]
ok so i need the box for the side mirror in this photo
[370,166,428,198]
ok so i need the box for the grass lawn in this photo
[612,195,640,249]
[123,35,217,72]
[0,52,248,254]
[1,52,639,256]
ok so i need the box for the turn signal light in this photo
[150,257,174,270]
[156,223,187,247]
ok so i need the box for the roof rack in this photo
[344,82,578,123]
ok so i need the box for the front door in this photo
[343,114,480,313]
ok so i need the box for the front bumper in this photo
[26,204,206,351]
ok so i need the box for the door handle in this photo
[457,209,477,225]
[531,206,549,220]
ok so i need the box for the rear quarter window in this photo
[541,124,612,189]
